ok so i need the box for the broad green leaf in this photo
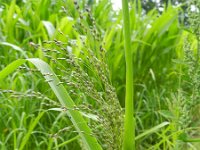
[42,21,55,39]
[0,59,26,82]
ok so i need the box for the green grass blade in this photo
[0,42,26,56]
[19,111,45,150]
[53,135,80,149]
[121,0,135,149]
[178,132,200,143]
[0,58,102,150]
[28,58,102,150]
[0,59,26,82]
[135,122,170,140]
[42,21,55,39]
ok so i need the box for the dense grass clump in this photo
[1,0,200,149]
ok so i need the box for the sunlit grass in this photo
[0,0,200,149]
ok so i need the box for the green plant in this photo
[1,0,198,149]
[121,0,134,149]
[0,59,102,150]
[0,1,124,149]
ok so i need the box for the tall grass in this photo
[1,0,200,149]
[121,0,134,149]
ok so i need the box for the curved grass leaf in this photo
[135,122,170,141]
[42,21,55,39]
[0,42,27,58]
[0,59,26,81]
[0,58,102,150]
[19,111,45,150]
[53,135,80,149]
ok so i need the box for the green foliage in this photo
[121,0,134,149]
[1,0,200,149]
[0,58,102,150]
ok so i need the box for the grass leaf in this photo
[0,42,27,58]
[0,58,102,150]
[135,122,170,140]
[42,21,55,39]
[19,111,45,150]
[0,59,26,82]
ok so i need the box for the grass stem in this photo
[121,0,135,150]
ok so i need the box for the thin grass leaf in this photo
[53,135,80,149]
[0,42,27,58]
[135,122,170,140]
[19,111,45,150]
[178,132,200,143]
[0,58,102,150]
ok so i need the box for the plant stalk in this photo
[121,0,135,150]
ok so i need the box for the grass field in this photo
[0,0,200,149]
